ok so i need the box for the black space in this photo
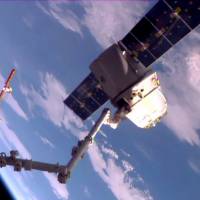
[0,176,14,200]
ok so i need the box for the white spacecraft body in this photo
[2,86,13,93]
[124,73,167,128]
[91,44,167,128]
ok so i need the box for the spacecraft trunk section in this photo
[90,44,152,101]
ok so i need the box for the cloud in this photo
[82,1,152,48]
[188,159,200,175]
[101,145,118,160]
[11,172,39,200]
[20,72,83,137]
[120,149,131,158]
[22,16,33,29]
[0,73,28,121]
[159,29,200,146]
[0,112,31,159]
[186,49,200,92]
[40,136,55,149]
[36,1,51,17]
[36,1,82,36]
[134,144,152,161]
[49,2,83,36]
[43,172,69,200]
[122,160,134,174]
[1,168,39,200]
[83,186,91,198]
[88,144,153,200]
[5,95,29,121]
[36,1,153,49]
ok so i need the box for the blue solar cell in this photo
[130,18,158,45]
[72,73,108,106]
[64,73,108,120]
[121,33,141,52]
[122,16,174,67]
[64,95,89,120]
[164,19,190,44]
[92,87,109,105]
[83,98,99,113]
[121,0,199,68]
[121,33,156,67]
[165,0,200,29]
[146,1,176,31]
[149,37,171,58]
[76,108,90,120]
[137,50,155,67]
[73,88,87,101]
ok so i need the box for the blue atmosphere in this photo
[0,1,200,200]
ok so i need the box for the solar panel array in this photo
[64,73,108,120]
[121,0,200,67]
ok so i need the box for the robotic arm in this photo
[0,108,119,184]
[0,151,65,173]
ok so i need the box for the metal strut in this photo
[0,151,66,173]
[0,108,117,184]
